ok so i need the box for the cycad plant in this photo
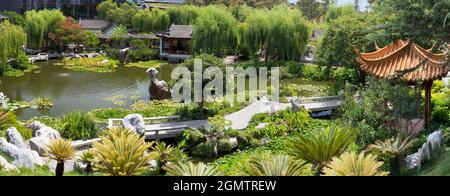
[149,141,174,172]
[164,162,218,176]
[288,125,357,174]
[46,139,76,176]
[246,155,308,176]
[93,127,152,176]
[77,150,94,175]
[323,151,389,176]
[369,134,417,176]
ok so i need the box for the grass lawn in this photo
[417,149,450,176]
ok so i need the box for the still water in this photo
[0,61,177,120]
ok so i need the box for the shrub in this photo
[217,138,235,155]
[10,52,32,70]
[46,139,76,176]
[301,64,327,81]
[0,110,32,139]
[164,162,218,176]
[288,125,357,173]
[178,129,206,151]
[323,152,388,176]
[245,154,308,176]
[93,127,152,176]
[30,97,53,109]
[60,111,98,140]
[192,141,216,158]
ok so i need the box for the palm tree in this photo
[149,141,174,172]
[77,150,94,175]
[323,151,389,176]
[369,134,417,176]
[46,139,76,176]
[288,125,357,174]
[93,127,152,176]
[164,162,218,176]
[246,155,308,176]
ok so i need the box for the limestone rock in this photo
[0,155,19,172]
[28,137,49,156]
[0,92,7,110]
[122,114,146,135]
[146,68,171,100]
[6,127,28,149]
[28,121,61,139]
[0,137,44,169]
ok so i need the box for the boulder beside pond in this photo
[0,137,44,169]
[27,121,62,156]
[122,114,146,136]
[6,127,29,150]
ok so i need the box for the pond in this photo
[0,61,177,120]
[0,61,333,120]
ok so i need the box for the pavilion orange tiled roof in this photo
[354,39,449,82]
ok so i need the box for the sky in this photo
[288,0,369,11]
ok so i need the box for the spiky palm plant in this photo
[93,127,152,176]
[77,150,94,175]
[46,139,76,176]
[0,110,15,130]
[369,134,417,175]
[164,162,218,176]
[246,155,308,176]
[288,125,357,174]
[323,151,389,176]
[149,141,174,171]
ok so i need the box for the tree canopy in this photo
[24,10,64,49]
[0,21,27,74]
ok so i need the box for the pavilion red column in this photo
[424,81,433,128]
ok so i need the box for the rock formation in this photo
[27,121,62,156]
[405,130,445,170]
[146,68,171,100]
[122,114,146,136]
[0,92,7,110]
[119,47,130,65]
[0,128,44,169]
[0,155,18,172]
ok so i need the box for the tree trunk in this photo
[85,163,92,175]
[424,81,432,128]
[55,162,65,177]
[389,157,400,176]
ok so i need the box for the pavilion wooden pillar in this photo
[424,81,433,128]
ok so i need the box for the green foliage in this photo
[0,21,27,75]
[60,111,98,140]
[0,11,26,27]
[323,151,389,176]
[208,115,231,133]
[30,97,53,110]
[369,134,417,159]
[192,5,240,55]
[60,56,118,73]
[417,149,450,176]
[430,83,450,125]
[96,0,118,19]
[339,77,422,148]
[24,10,64,49]
[132,9,170,33]
[244,154,309,176]
[149,141,188,170]
[178,128,206,151]
[192,141,217,158]
[165,162,218,176]
[241,5,311,60]
[288,125,357,173]
[46,139,76,162]
[93,127,152,176]
[0,110,32,140]
[296,0,326,21]
[324,4,356,23]
[105,2,140,26]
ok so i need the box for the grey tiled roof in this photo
[160,24,193,39]
[79,19,109,30]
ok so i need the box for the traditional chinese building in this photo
[157,24,193,63]
[354,39,449,127]
[0,14,10,22]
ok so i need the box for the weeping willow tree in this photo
[167,5,201,25]
[25,10,64,49]
[243,5,311,60]
[0,21,27,74]
[192,5,240,55]
[132,9,170,33]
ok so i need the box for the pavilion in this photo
[354,39,449,127]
